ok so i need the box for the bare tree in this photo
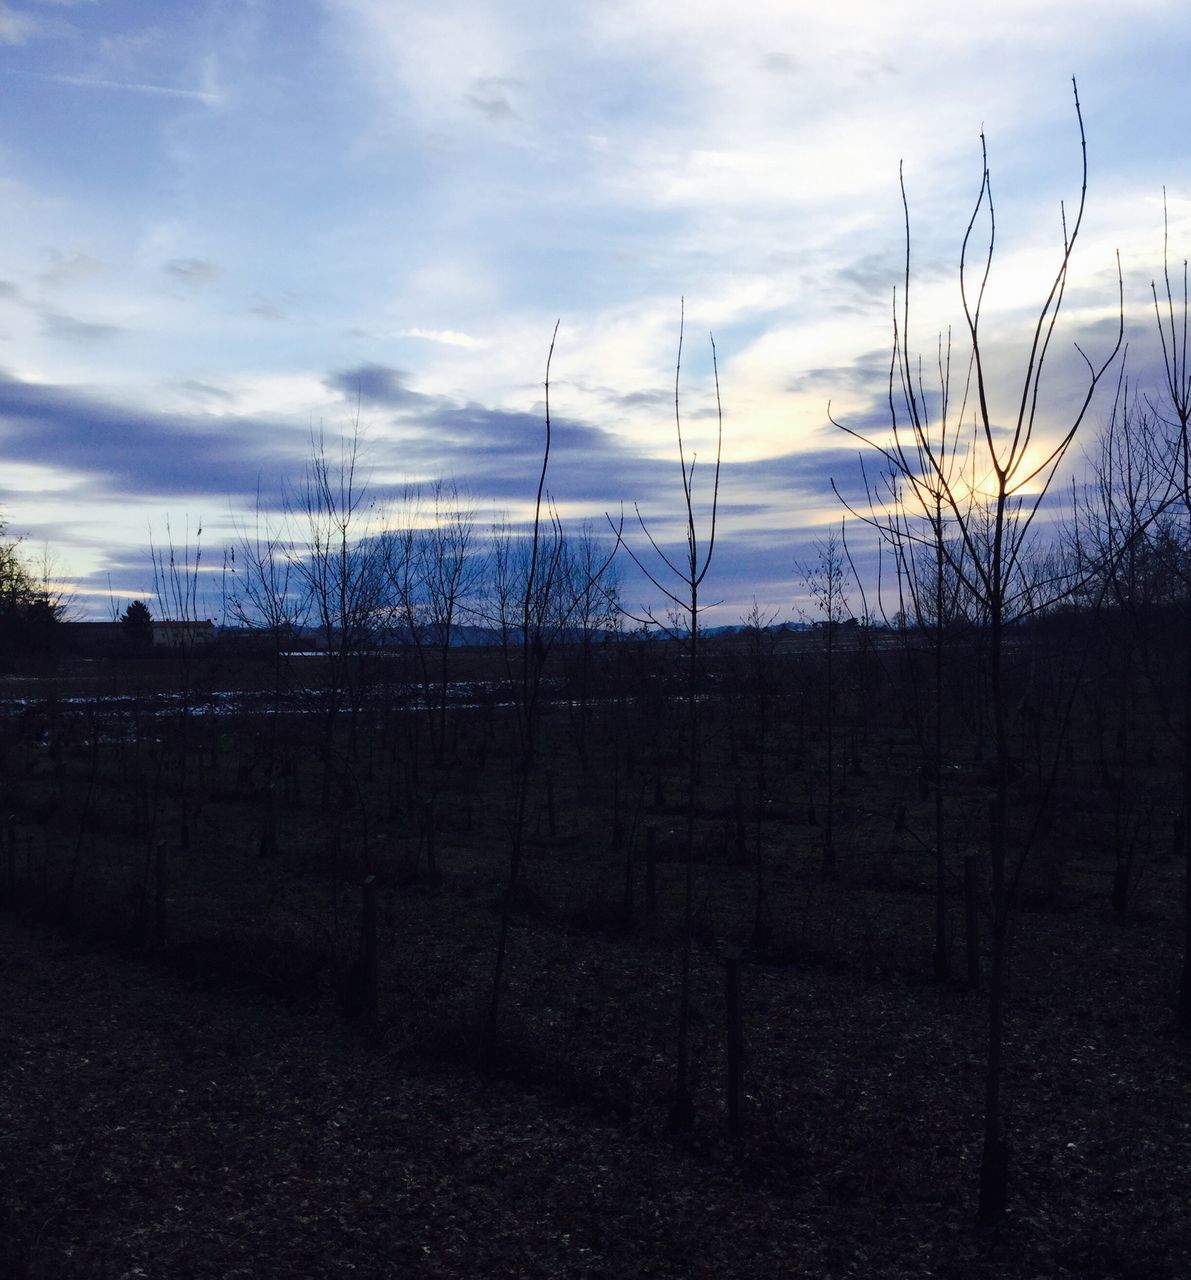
[1148,194,1191,1031]
[556,521,623,763]
[289,428,386,802]
[230,491,310,654]
[482,324,620,1066]
[945,80,1121,1225]
[617,301,723,1132]
[148,516,210,850]
[740,597,780,947]
[798,524,852,878]
[228,490,311,802]
[416,480,482,761]
[830,154,985,982]
[834,79,1122,1222]
[150,516,206,632]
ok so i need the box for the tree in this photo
[148,517,211,850]
[740,597,780,946]
[939,80,1120,1225]
[121,600,154,650]
[616,300,723,1132]
[289,428,386,799]
[483,324,621,1068]
[1063,384,1166,917]
[0,521,64,664]
[799,525,853,877]
[554,521,623,763]
[1148,193,1191,1031]
[229,490,311,652]
[834,79,1122,1223]
[406,479,482,763]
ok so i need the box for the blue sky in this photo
[0,0,1187,621]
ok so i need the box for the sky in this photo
[0,0,1188,624]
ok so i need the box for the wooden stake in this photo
[964,855,980,991]
[725,949,744,1139]
[361,873,378,1026]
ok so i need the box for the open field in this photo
[1,630,1189,1277]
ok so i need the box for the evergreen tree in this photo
[121,599,154,649]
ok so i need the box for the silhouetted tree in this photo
[799,525,852,877]
[0,522,63,665]
[121,600,154,650]
[1148,194,1191,1031]
[836,79,1122,1223]
[483,324,621,1068]
[617,301,723,1132]
[290,428,386,800]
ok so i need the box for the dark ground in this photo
[2,644,1190,1277]
[2,874,1189,1277]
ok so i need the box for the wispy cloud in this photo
[163,258,222,284]
[28,71,220,104]
[0,2,43,44]
[36,250,102,289]
[398,327,488,349]
[466,75,520,122]
[41,311,121,343]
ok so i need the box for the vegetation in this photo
[0,522,64,666]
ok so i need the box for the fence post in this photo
[964,855,980,992]
[154,840,167,949]
[6,814,15,908]
[259,786,277,860]
[361,874,378,1027]
[734,781,746,861]
[621,836,634,931]
[422,800,438,890]
[546,770,557,838]
[645,825,657,917]
[725,948,744,1139]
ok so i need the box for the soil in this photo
[2,638,1190,1277]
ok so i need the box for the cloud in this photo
[0,371,306,501]
[398,327,487,349]
[400,404,653,504]
[163,258,222,284]
[760,51,800,75]
[36,250,102,289]
[38,72,221,104]
[466,76,520,121]
[0,2,42,43]
[731,445,884,509]
[41,312,122,343]
[787,349,890,402]
[0,365,903,623]
[604,387,674,411]
[325,363,428,409]
[321,361,678,509]
[175,379,234,403]
[0,363,679,527]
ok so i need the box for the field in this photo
[1,628,1189,1278]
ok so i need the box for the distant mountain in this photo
[702,621,807,636]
